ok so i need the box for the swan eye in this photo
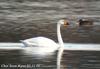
[64,20,69,26]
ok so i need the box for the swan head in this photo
[58,19,69,26]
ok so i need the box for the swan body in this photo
[20,19,69,69]
[21,19,69,52]
[20,37,59,50]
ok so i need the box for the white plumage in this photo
[21,37,59,50]
[20,19,69,52]
[20,19,69,69]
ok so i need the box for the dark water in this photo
[0,49,57,69]
[0,0,100,43]
[0,0,100,69]
[0,49,100,69]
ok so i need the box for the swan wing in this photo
[21,37,59,48]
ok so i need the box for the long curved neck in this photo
[57,23,64,69]
[57,23,64,48]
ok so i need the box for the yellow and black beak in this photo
[64,20,69,26]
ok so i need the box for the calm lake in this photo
[0,45,100,69]
[0,0,100,69]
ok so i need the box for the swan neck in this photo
[57,23,64,47]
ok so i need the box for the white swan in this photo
[20,19,69,51]
[20,19,69,69]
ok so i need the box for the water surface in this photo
[0,47,100,69]
[0,0,100,43]
[0,0,100,69]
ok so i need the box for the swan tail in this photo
[20,40,28,47]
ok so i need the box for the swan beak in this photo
[64,20,69,26]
